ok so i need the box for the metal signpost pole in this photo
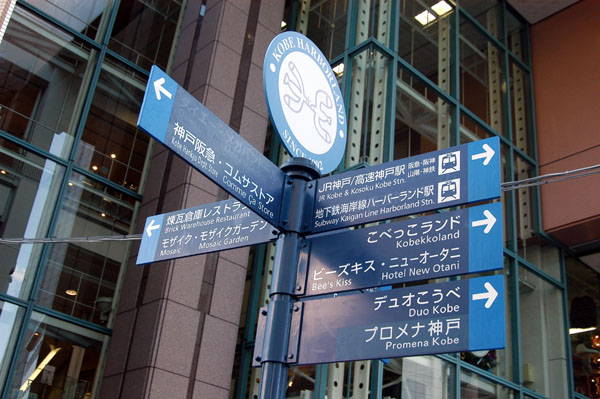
[258,158,319,399]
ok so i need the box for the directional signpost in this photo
[300,202,502,296]
[136,31,506,399]
[138,65,286,226]
[312,137,500,233]
[137,199,279,265]
[290,275,505,365]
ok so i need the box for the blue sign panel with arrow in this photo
[302,202,503,296]
[291,275,505,365]
[137,66,285,226]
[311,137,501,233]
[137,199,279,265]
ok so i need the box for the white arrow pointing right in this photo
[153,77,172,101]
[146,219,161,237]
[472,282,498,308]
[471,209,496,234]
[471,143,495,166]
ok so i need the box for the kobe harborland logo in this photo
[264,31,347,174]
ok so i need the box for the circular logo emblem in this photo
[264,32,347,174]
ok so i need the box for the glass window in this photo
[459,110,495,142]
[109,0,181,70]
[499,143,515,250]
[383,356,455,398]
[457,0,502,41]
[76,58,148,192]
[506,8,528,64]
[567,256,600,398]
[513,154,535,245]
[25,0,111,41]
[35,170,136,325]
[6,312,107,399]
[459,17,505,137]
[398,0,455,93]
[0,301,25,393]
[0,5,94,157]
[519,265,568,397]
[346,47,391,167]
[286,366,316,397]
[460,368,514,398]
[394,65,453,161]
[0,140,65,300]
[297,0,348,60]
[509,59,533,157]
[519,238,562,282]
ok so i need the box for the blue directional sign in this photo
[311,137,501,233]
[138,65,285,226]
[137,199,279,265]
[302,202,502,296]
[291,275,505,365]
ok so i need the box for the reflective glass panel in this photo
[509,60,533,157]
[519,238,561,282]
[109,0,181,70]
[286,365,316,397]
[7,312,106,399]
[567,256,600,398]
[459,16,505,137]
[298,0,348,60]
[506,8,528,64]
[519,265,568,396]
[398,0,455,93]
[0,140,65,299]
[460,368,514,398]
[457,0,502,41]
[499,142,514,250]
[459,111,495,142]
[35,171,136,325]
[76,58,148,192]
[383,356,455,398]
[394,65,453,160]
[25,0,110,41]
[346,47,391,167]
[513,154,535,245]
[0,5,93,157]
[0,301,25,393]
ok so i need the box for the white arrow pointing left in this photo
[153,77,172,101]
[471,143,495,166]
[472,282,498,309]
[471,209,496,234]
[146,219,161,237]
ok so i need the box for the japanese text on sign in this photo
[303,204,503,296]
[312,151,464,232]
[137,198,279,265]
[292,275,505,365]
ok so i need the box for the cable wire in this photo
[1,163,599,245]
[0,235,142,245]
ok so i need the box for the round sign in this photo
[263,31,347,174]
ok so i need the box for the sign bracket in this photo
[252,307,267,367]
[294,239,310,296]
[258,158,319,398]
[287,301,303,364]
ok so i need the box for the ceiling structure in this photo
[507,0,580,24]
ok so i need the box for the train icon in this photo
[438,178,461,203]
[438,151,461,175]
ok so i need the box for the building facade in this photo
[0,0,598,399]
